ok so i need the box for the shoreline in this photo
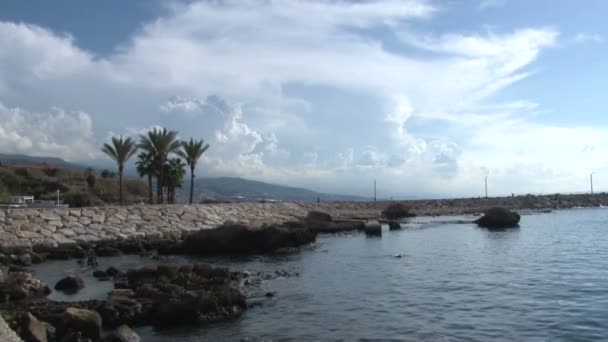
[0,194,608,341]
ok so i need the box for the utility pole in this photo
[590,172,595,195]
[484,176,488,198]
[374,179,377,202]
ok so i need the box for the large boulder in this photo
[61,308,102,340]
[364,221,382,236]
[14,312,48,342]
[101,325,140,342]
[54,276,84,294]
[181,223,316,254]
[0,271,50,301]
[382,203,414,220]
[474,207,520,229]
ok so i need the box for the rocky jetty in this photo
[474,207,521,229]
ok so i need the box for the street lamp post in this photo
[373,179,377,202]
[484,176,488,198]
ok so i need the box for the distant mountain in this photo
[0,154,368,203]
[181,176,369,203]
[0,153,89,170]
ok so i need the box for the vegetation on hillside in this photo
[0,165,148,207]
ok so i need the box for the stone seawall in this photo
[0,203,312,253]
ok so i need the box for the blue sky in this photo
[0,0,606,198]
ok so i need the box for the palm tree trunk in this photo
[157,158,164,204]
[147,174,153,204]
[189,167,194,204]
[118,168,124,206]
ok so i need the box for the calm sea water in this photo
[29,208,608,341]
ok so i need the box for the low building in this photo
[4,195,68,209]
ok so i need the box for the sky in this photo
[0,0,606,199]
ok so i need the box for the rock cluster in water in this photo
[0,261,246,341]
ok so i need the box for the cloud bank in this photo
[0,0,604,197]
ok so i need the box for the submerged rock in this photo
[93,270,110,281]
[54,276,85,294]
[181,223,316,254]
[474,207,521,229]
[105,267,124,278]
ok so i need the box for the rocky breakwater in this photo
[0,203,310,264]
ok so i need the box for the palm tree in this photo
[101,136,138,206]
[138,128,181,204]
[163,158,186,204]
[135,151,155,204]
[178,138,210,204]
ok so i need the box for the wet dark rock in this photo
[93,270,108,278]
[54,276,85,294]
[0,271,50,301]
[105,267,123,278]
[382,203,415,220]
[101,324,140,342]
[474,207,521,229]
[364,221,382,236]
[264,291,276,298]
[388,221,401,230]
[181,223,316,254]
[93,270,110,282]
[59,331,89,342]
[94,246,123,257]
[123,263,246,328]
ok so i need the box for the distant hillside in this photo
[181,177,369,203]
[0,153,88,170]
[0,164,148,207]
